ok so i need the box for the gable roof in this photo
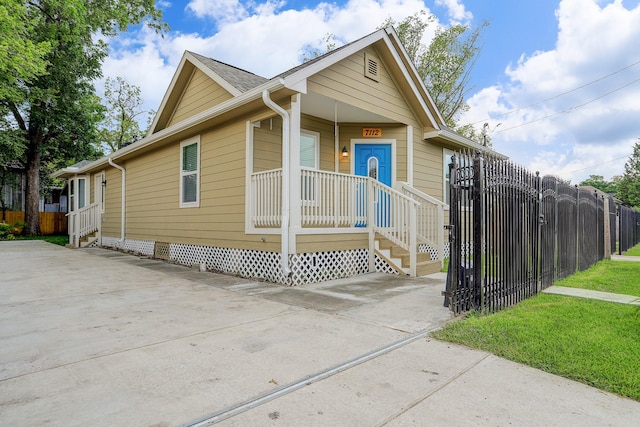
[188,52,268,93]
[55,27,500,178]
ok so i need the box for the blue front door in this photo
[354,144,391,186]
[354,144,392,226]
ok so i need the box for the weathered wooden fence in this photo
[1,211,67,235]
[445,151,615,315]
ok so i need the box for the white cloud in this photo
[102,0,442,116]
[186,0,249,22]
[460,0,640,182]
[435,0,472,22]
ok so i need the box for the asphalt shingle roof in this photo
[188,52,269,92]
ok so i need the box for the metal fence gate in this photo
[445,151,617,315]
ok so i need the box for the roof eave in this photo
[52,78,286,178]
[424,129,508,159]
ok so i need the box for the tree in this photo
[1,1,166,235]
[380,11,488,136]
[98,77,154,153]
[579,174,619,194]
[616,140,640,208]
[301,33,338,63]
[0,0,52,103]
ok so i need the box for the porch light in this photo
[102,178,107,187]
[341,146,348,158]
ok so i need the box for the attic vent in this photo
[364,52,379,82]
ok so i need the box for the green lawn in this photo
[624,245,640,257]
[552,259,640,297]
[432,254,640,401]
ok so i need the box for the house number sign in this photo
[362,128,382,137]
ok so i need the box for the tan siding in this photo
[102,168,123,238]
[108,121,281,251]
[296,233,368,253]
[301,115,336,171]
[413,139,444,200]
[168,69,234,127]
[308,49,416,125]
[253,116,282,172]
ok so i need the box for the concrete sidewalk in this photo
[544,286,640,305]
[1,241,639,426]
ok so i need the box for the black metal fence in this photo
[445,151,618,315]
[619,205,640,253]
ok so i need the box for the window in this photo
[368,157,378,180]
[300,130,319,169]
[180,136,200,208]
[444,149,453,206]
[69,176,88,211]
[300,130,319,203]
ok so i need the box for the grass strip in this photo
[553,259,640,297]
[11,235,69,246]
[432,294,640,401]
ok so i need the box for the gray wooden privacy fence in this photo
[444,150,620,315]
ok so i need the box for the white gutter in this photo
[108,158,126,243]
[262,90,292,277]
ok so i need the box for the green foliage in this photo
[380,11,488,142]
[419,22,488,129]
[616,140,640,208]
[98,77,153,153]
[1,0,167,235]
[579,174,619,194]
[0,0,52,103]
[624,244,640,257]
[301,33,338,62]
[13,234,68,246]
[0,221,24,240]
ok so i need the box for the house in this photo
[53,27,495,285]
[2,161,67,233]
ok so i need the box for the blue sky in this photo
[102,0,640,183]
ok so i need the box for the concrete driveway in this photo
[1,241,639,426]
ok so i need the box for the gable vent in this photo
[364,52,379,82]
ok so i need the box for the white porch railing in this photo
[67,202,101,247]
[300,168,369,227]
[249,168,446,275]
[370,180,420,275]
[251,169,282,227]
[398,182,445,263]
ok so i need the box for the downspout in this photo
[262,90,292,277]
[107,158,126,243]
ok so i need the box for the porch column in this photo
[406,125,413,185]
[289,94,302,253]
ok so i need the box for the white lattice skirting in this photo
[99,237,396,286]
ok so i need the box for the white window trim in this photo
[300,129,320,169]
[444,148,454,210]
[94,171,106,213]
[300,129,320,206]
[179,136,201,208]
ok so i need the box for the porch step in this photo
[416,259,442,276]
[375,234,441,277]
[79,232,98,248]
